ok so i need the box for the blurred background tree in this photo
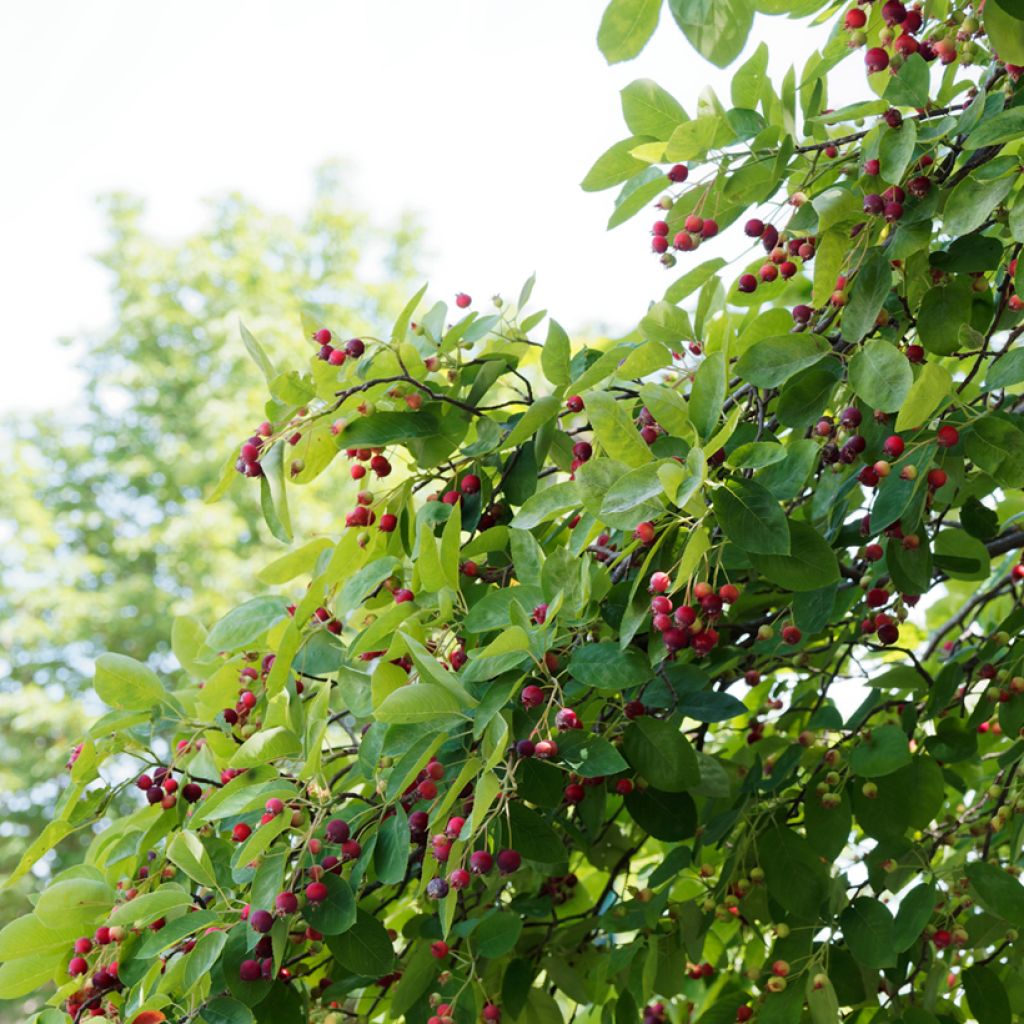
[0,162,422,935]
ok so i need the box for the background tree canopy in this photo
[0,162,422,967]
[6,2,1024,1024]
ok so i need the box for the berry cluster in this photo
[647,573,741,657]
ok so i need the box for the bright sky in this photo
[1,1,853,414]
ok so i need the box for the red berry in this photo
[927,468,947,489]
[460,474,481,495]
[566,395,584,413]
[521,684,545,708]
[684,215,704,234]
[744,218,765,238]
[782,625,802,645]
[275,891,299,915]
[470,850,494,874]
[250,910,274,933]
[69,956,89,976]
[865,47,890,73]
[306,881,328,903]
[455,293,471,308]
[667,164,689,183]
[239,959,261,982]
[737,274,758,293]
[936,425,959,448]
[232,823,252,843]
[345,337,365,357]
[314,328,332,344]
[449,868,471,889]
[882,435,905,458]
[845,8,867,28]
[496,849,521,874]
[431,940,449,958]
[634,521,656,544]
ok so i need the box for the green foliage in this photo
[10,3,1024,1023]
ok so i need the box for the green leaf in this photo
[664,258,727,303]
[966,106,1024,150]
[568,642,651,691]
[759,826,830,920]
[305,874,357,936]
[640,301,692,345]
[944,174,1015,238]
[732,42,769,108]
[675,690,747,722]
[256,538,333,585]
[597,0,662,64]
[622,717,699,791]
[893,883,936,952]
[541,319,571,386]
[842,249,892,344]
[511,482,580,530]
[985,0,1024,65]
[963,964,1011,1024]
[806,973,840,1024]
[472,912,524,958]
[201,997,255,1024]
[917,279,973,356]
[0,957,61,1000]
[338,555,400,610]
[339,410,442,447]
[374,684,465,726]
[327,908,394,976]
[933,528,991,580]
[848,339,912,412]
[601,462,666,516]
[506,802,566,863]
[735,334,830,387]
[840,898,896,969]
[879,119,917,184]
[94,652,165,710]
[205,595,289,652]
[986,348,1024,390]
[667,0,753,68]
[965,416,1024,487]
[391,283,429,343]
[749,520,840,591]
[609,167,670,229]
[556,732,629,777]
[239,321,275,384]
[35,877,113,933]
[166,830,218,888]
[965,861,1024,925]
[895,362,952,431]
[621,78,685,139]
[183,930,230,992]
[582,137,652,191]
[586,390,653,466]
[0,915,67,962]
[711,478,790,555]
[882,53,930,108]
[230,726,302,768]
[664,116,721,161]
[624,788,696,840]
[259,441,292,543]
[690,351,726,440]
[849,724,912,777]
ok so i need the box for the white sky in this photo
[0,1,852,414]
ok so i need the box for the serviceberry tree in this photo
[6,1,1024,1023]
